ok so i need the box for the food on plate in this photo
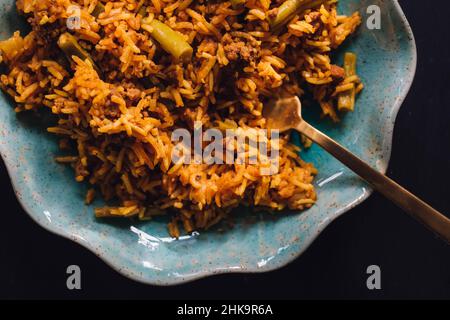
[0,0,362,237]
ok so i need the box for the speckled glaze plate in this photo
[0,0,416,285]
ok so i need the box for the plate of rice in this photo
[0,0,416,285]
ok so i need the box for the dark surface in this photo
[1,0,450,300]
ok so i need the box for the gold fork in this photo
[263,96,450,243]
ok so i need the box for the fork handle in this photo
[297,121,450,244]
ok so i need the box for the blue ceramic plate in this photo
[0,0,416,285]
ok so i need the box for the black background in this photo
[1,0,450,300]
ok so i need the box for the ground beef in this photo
[222,33,259,63]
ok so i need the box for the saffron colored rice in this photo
[0,0,362,237]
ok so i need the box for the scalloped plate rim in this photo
[0,0,417,286]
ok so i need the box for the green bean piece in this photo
[270,0,305,30]
[92,2,105,18]
[338,52,357,112]
[137,5,147,17]
[270,0,329,31]
[142,19,193,62]
[57,32,100,73]
[230,0,246,9]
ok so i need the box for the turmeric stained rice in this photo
[0,0,362,237]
